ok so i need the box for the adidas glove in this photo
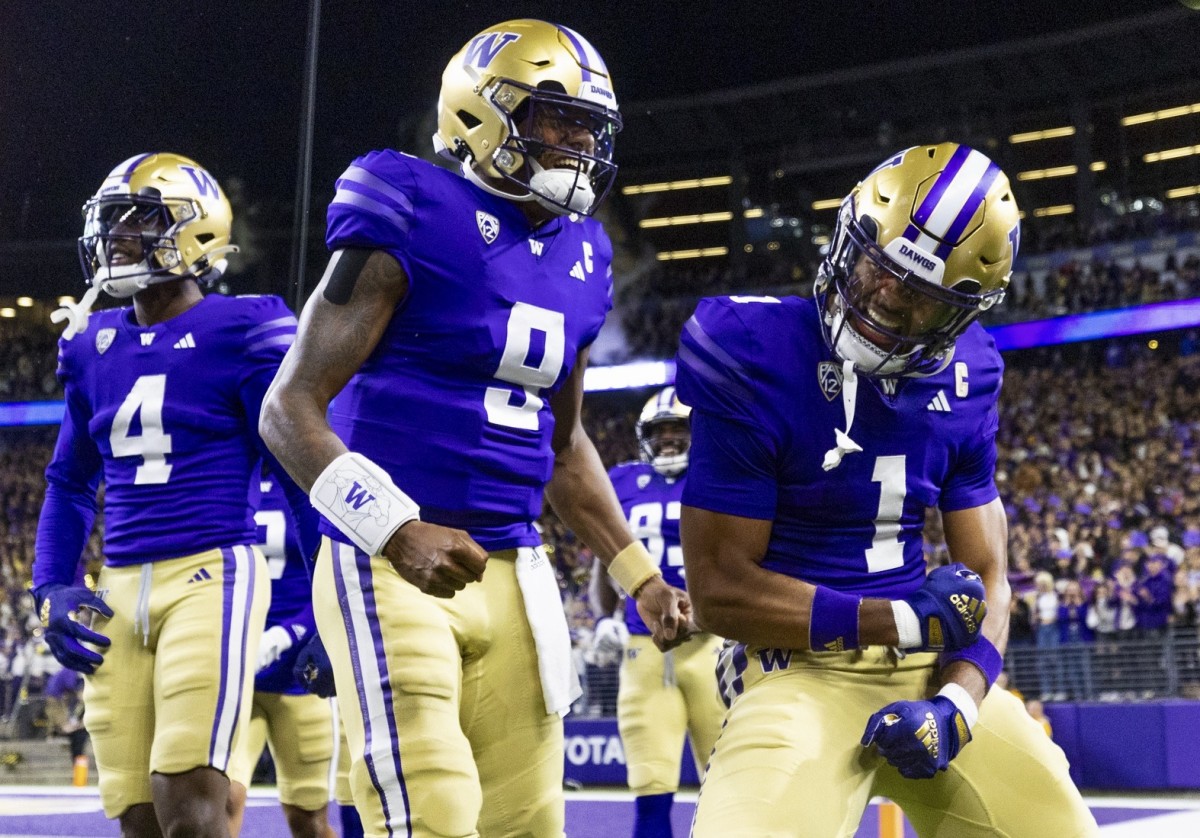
[894,563,987,652]
[34,584,113,674]
[593,617,630,655]
[861,694,973,779]
[293,633,336,698]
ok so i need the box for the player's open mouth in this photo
[852,310,900,351]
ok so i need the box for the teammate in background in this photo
[677,143,1098,836]
[591,387,725,838]
[227,467,334,838]
[32,154,315,838]
[260,20,693,838]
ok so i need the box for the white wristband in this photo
[937,682,980,731]
[891,600,922,650]
[309,452,420,556]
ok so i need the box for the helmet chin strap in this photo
[52,246,238,341]
[50,284,102,341]
[822,359,863,471]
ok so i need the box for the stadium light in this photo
[1143,144,1200,163]
[0,308,15,318]
[1018,165,1078,181]
[811,198,842,211]
[639,211,733,229]
[57,295,75,305]
[655,247,729,261]
[743,208,765,219]
[1008,126,1075,144]
[1033,204,1074,217]
[621,176,732,196]
[1121,102,1200,127]
[15,297,33,307]
[1166,184,1200,199]
[1090,161,1107,172]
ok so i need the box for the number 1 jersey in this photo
[675,295,1002,599]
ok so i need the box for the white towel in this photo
[515,546,582,717]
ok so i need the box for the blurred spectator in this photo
[1024,699,1054,739]
[1034,571,1065,701]
[1057,580,1094,700]
[1136,553,1175,638]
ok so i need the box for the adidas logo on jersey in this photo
[926,390,951,412]
[187,567,213,584]
[173,332,196,350]
[140,333,157,346]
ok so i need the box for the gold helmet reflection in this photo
[816,143,1020,377]
[78,153,237,298]
[433,19,622,216]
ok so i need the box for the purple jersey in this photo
[38,294,296,567]
[323,150,614,550]
[675,295,1000,599]
[608,461,687,635]
[254,472,314,694]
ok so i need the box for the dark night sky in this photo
[0,0,1179,246]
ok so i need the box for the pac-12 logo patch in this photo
[95,328,116,355]
[817,361,842,401]
[476,210,500,244]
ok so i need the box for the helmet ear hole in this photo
[457,110,483,129]
[859,214,880,242]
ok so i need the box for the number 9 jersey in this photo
[323,150,614,551]
[42,293,297,566]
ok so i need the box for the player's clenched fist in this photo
[894,563,987,652]
[861,696,972,779]
[383,520,488,598]
[634,576,696,651]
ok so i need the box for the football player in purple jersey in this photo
[32,153,316,838]
[678,144,1097,836]
[260,19,693,838]
[591,388,725,837]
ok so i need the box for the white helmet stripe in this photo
[915,149,993,240]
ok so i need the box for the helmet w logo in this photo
[179,165,218,198]
[464,32,520,69]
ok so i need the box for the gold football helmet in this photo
[637,387,692,477]
[816,143,1020,377]
[433,19,622,217]
[78,153,237,298]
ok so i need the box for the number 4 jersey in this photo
[323,150,614,551]
[40,294,297,567]
[675,295,1002,600]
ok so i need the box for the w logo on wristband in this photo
[344,481,376,510]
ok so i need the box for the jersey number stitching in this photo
[485,302,566,430]
[627,500,683,569]
[865,454,906,572]
[109,374,174,485]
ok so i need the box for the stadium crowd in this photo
[616,229,1200,360]
[3,242,1200,725]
